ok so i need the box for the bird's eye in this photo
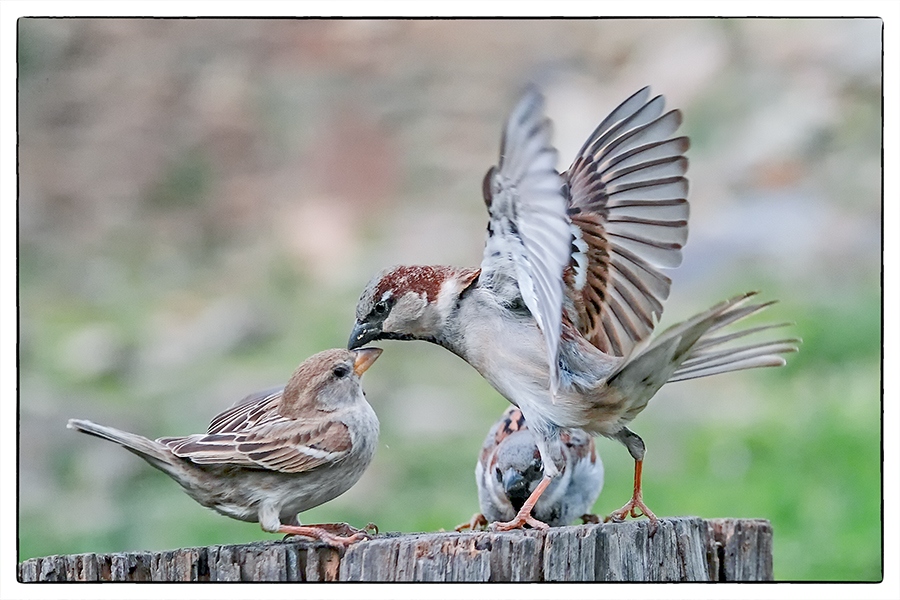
[495,467,503,483]
[374,301,389,315]
[332,365,350,378]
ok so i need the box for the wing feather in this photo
[563,89,689,356]
[480,88,570,394]
[164,417,352,473]
[161,387,352,473]
[206,386,284,434]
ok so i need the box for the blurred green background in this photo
[17,19,881,581]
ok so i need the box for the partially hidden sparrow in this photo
[457,406,603,531]
[348,86,798,533]
[68,347,382,547]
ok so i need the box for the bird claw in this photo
[279,522,375,547]
[604,498,659,536]
[316,522,375,537]
[488,475,552,531]
[489,512,550,531]
[455,513,488,532]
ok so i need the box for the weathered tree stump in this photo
[17,517,773,582]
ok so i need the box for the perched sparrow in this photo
[457,406,603,530]
[348,86,798,532]
[68,348,382,547]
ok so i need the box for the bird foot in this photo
[279,522,374,547]
[455,513,489,532]
[489,509,550,531]
[312,521,379,536]
[604,497,658,535]
[489,474,552,531]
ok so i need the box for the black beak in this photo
[503,470,531,511]
[348,319,381,350]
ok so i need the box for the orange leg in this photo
[278,523,372,547]
[490,476,552,531]
[605,460,658,535]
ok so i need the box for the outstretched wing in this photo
[480,88,571,395]
[563,87,690,357]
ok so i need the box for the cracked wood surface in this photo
[18,516,773,582]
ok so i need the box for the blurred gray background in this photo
[17,18,881,580]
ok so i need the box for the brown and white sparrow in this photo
[68,347,382,547]
[457,406,603,531]
[348,86,798,532]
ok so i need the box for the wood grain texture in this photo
[17,517,773,582]
[707,518,774,581]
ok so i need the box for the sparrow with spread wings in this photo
[348,87,798,532]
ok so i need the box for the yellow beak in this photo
[353,347,383,376]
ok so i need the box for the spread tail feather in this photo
[607,292,797,417]
[670,332,798,382]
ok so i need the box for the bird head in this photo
[281,347,382,415]
[348,265,480,349]
[490,429,545,511]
